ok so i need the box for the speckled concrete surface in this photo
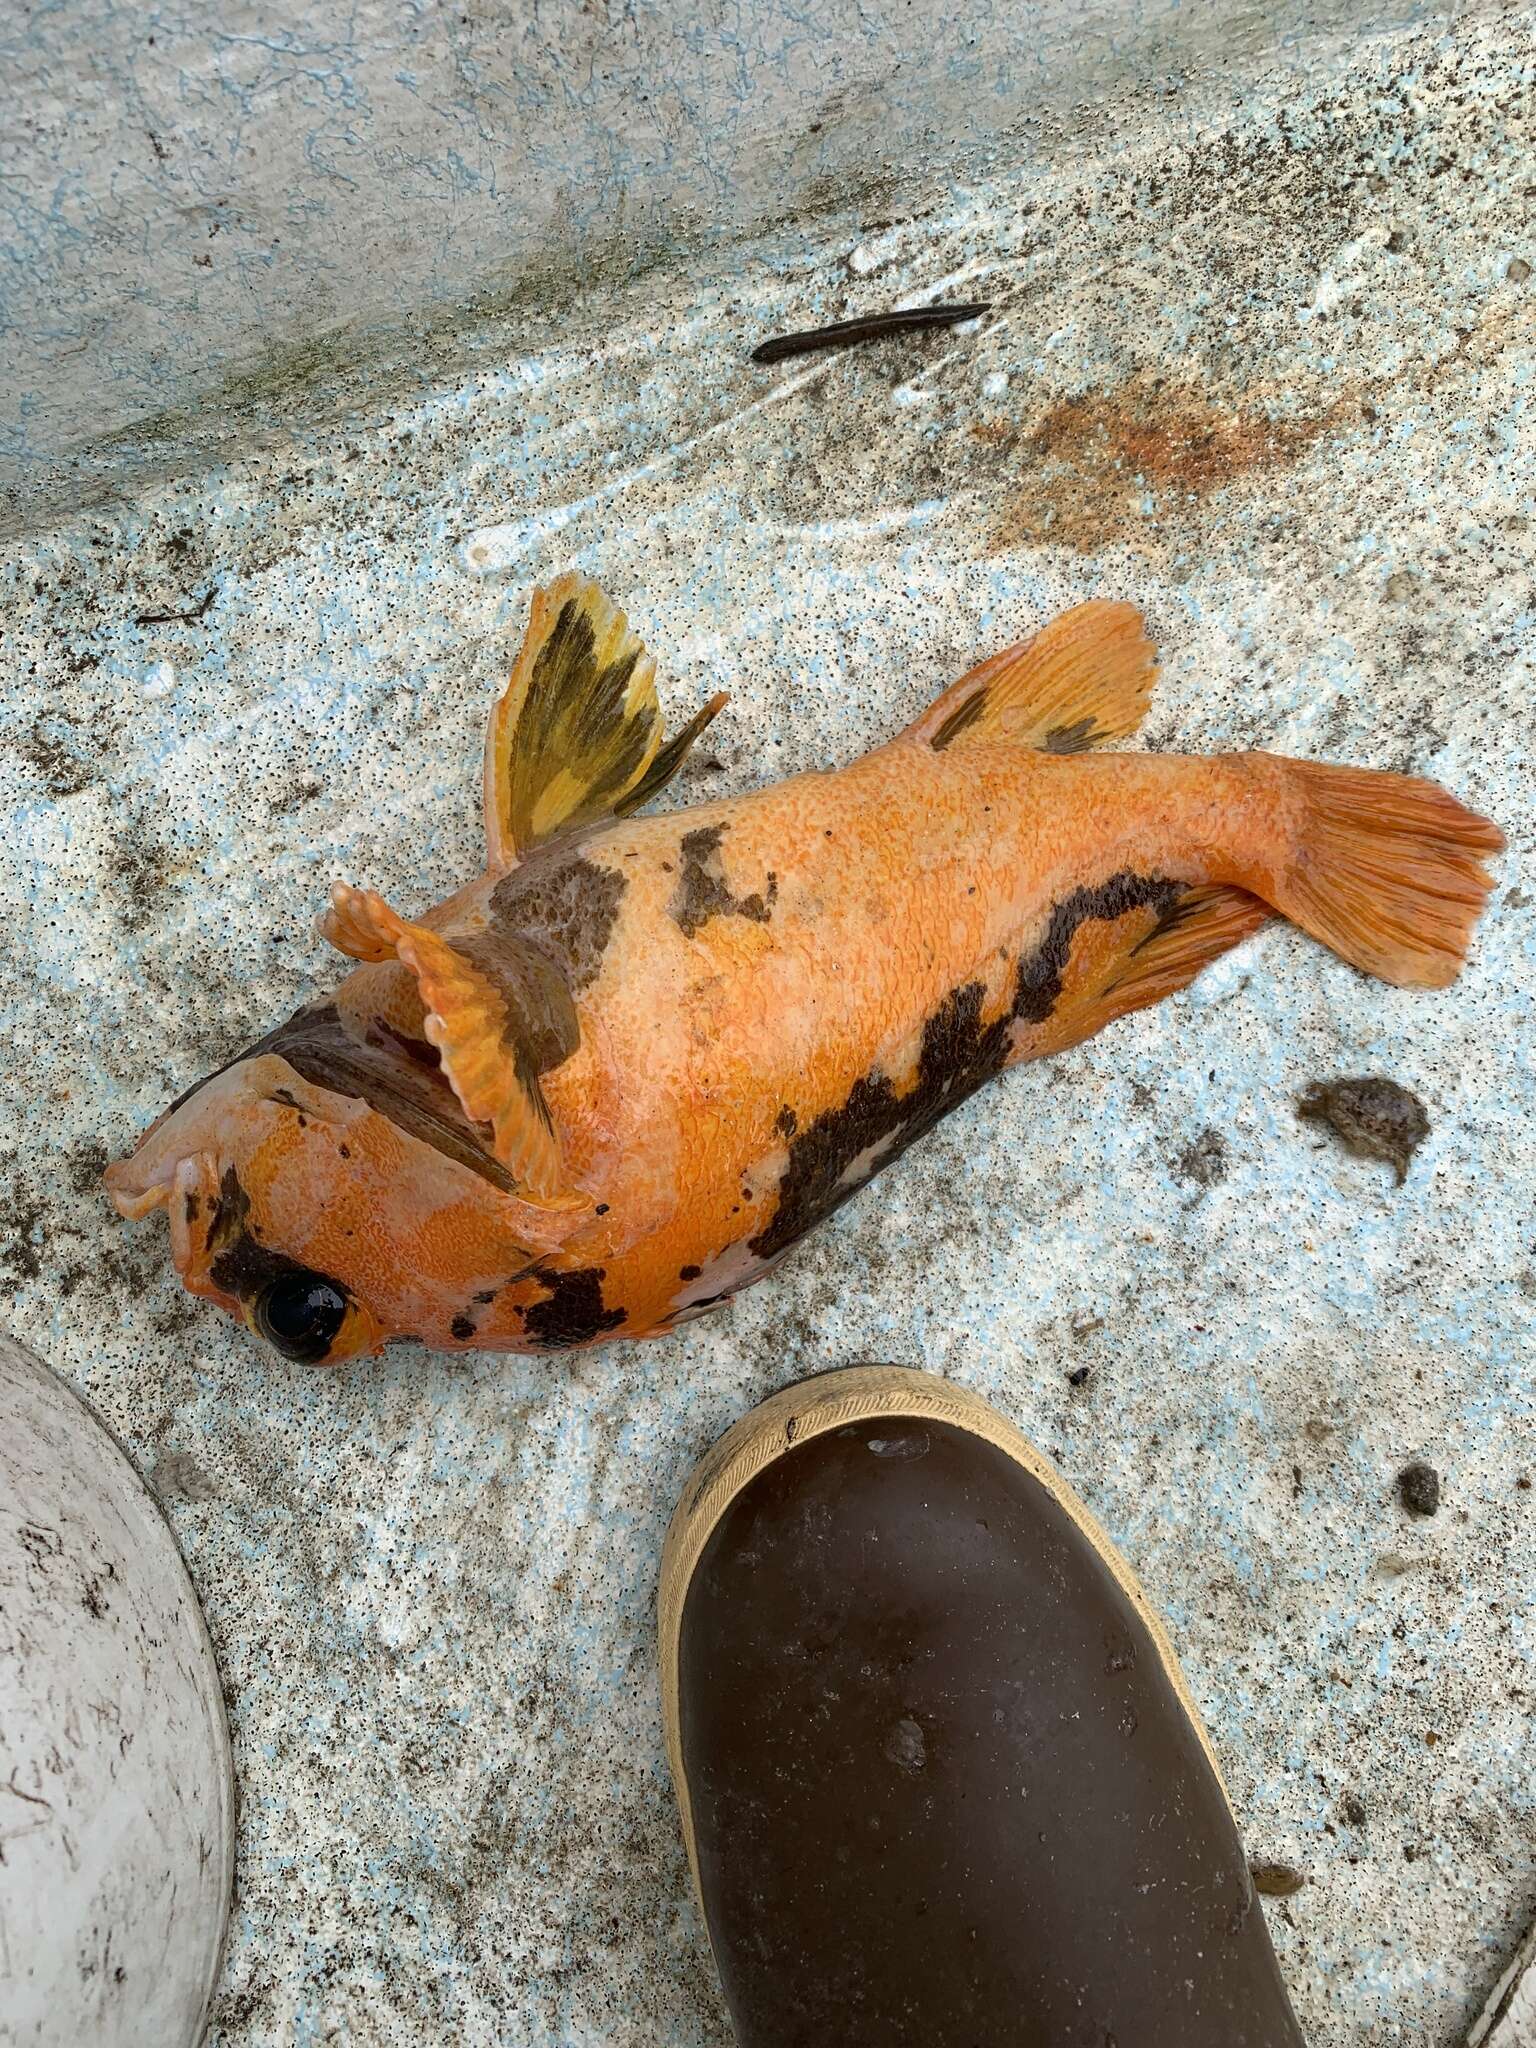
[3,8,1534,2044]
[3,0,1437,531]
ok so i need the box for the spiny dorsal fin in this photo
[483,572,727,865]
[908,600,1157,755]
[319,885,582,1207]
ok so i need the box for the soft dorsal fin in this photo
[318,883,582,1207]
[907,600,1157,754]
[483,571,728,866]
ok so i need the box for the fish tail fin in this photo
[908,601,1157,755]
[1265,757,1503,988]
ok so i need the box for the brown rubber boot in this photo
[660,1367,1305,2048]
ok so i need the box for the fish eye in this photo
[253,1270,348,1364]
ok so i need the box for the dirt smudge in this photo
[991,373,1350,553]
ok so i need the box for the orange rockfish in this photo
[106,574,1502,1364]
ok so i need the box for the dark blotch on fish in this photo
[672,824,778,937]
[450,1313,476,1340]
[775,1105,797,1138]
[1296,1076,1429,1184]
[1015,872,1180,1023]
[751,871,1182,1262]
[520,1266,625,1348]
[930,689,988,751]
[679,1263,702,1281]
[1041,717,1104,755]
[489,849,627,996]
[750,980,1010,1262]
[207,1166,351,1313]
[459,927,579,1100]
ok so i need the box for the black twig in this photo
[750,302,993,365]
[134,588,215,627]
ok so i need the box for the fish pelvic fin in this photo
[1022,884,1271,1059]
[326,887,584,1207]
[483,571,727,866]
[911,600,1157,755]
[1260,757,1503,988]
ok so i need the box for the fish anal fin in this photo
[484,572,726,864]
[912,601,1157,754]
[1022,884,1271,1059]
[332,887,582,1207]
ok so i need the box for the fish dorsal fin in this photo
[909,600,1157,755]
[484,571,727,865]
[319,884,582,1207]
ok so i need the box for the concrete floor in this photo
[2,6,1533,2043]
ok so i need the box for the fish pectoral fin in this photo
[319,880,402,962]
[483,571,728,864]
[911,600,1157,755]
[333,888,583,1207]
[1028,883,1271,1058]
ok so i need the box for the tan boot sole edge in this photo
[658,1363,1232,1930]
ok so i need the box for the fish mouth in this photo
[103,1066,224,1222]
[103,1150,174,1220]
[104,1145,234,1307]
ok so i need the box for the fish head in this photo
[104,1048,557,1364]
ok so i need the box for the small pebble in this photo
[884,1716,926,1772]
[1296,1075,1430,1184]
[1250,1860,1306,1897]
[1509,256,1532,283]
[1397,1460,1441,1517]
[141,660,176,701]
[981,370,1009,398]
